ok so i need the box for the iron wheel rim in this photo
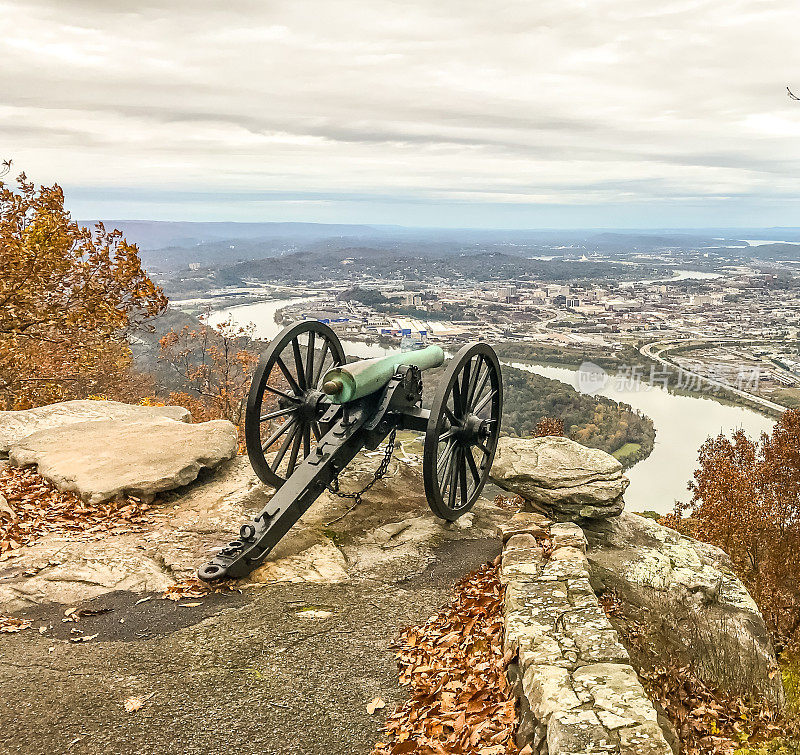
[245,320,346,488]
[423,342,503,520]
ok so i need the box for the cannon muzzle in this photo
[321,345,444,404]
[322,378,344,396]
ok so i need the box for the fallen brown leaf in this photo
[0,615,32,633]
[162,578,234,601]
[123,693,155,713]
[69,633,99,643]
[367,698,386,715]
[0,466,152,555]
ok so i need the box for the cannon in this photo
[198,320,503,581]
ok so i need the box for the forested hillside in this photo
[421,360,655,467]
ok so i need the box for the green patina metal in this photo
[321,345,445,404]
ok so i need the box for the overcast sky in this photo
[3,0,800,227]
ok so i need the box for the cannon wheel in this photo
[245,321,346,488]
[423,342,503,520]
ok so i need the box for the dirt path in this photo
[0,538,499,755]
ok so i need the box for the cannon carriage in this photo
[198,320,503,581]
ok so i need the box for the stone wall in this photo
[499,513,673,755]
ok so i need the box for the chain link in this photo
[327,428,397,506]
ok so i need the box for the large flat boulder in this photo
[8,417,237,504]
[0,400,190,456]
[490,436,628,521]
[582,512,784,706]
[0,538,175,611]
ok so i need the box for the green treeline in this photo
[492,341,647,372]
[500,366,655,464]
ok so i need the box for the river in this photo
[209,297,775,515]
[635,269,722,284]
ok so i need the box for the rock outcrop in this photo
[0,433,510,611]
[490,436,629,521]
[0,399,191,456]
[0,403,783,729]
[0,539,175,609]
[8,416,238,503]
[582,512,783,705]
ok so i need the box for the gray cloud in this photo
[2,0,799,225]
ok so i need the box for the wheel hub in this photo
[294,388,326,422]
[457,413,491,444]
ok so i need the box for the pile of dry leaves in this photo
[0,465,152,557]
[599,589,786,754]
[372,560,520,755]
[162,578,234,601]
[640,664,784,754]
[0,615,32,633]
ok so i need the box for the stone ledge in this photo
[500,518,672,755]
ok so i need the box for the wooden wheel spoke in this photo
[260,407,296,423]
[291,339,307,391]
[270,422,298,470]
[263,383,299,403]
[465,448,481,489]
[447,447,461,509]
[473,389,497,415]
[312,341,330,388]
[459,454,468,508]
[303,424,311,457]
[311,421,322,441]
[465,355,483,408]
[440,443,457,494]
[443,405,460,427]
[285,424,303,475]
[459,361,472,413]
[305,331,315,388]
[475,439,490,456]
[437,438,456,469]
[275,356,302,396]
[451,381,463,418]
[261,417,294,451]
[438,428,455,443]
[468,362,490,411]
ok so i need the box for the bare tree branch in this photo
[788,86,800,101]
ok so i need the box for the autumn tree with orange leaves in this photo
[674,410,800,645]
[158,315,258,434]
[0,168,167,409]
[532,417,565,437]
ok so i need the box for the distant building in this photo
[688,293,725,306]
[499,285,517,299]
[401,292,423,307]
[547,284,570,299]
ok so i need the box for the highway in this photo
[639,339,787,414]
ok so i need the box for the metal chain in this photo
[327,427,397,505]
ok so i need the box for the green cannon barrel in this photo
[321,345,444,404]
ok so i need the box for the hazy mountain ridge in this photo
[78,220,800,273]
